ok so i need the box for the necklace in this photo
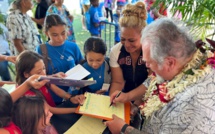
[49,41,66,60]
[93,66,103,79]
[139,50,215,119]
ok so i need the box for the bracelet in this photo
[67,95,73,101]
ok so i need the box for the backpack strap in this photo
[104,57,111,84]
[39,44,55,74]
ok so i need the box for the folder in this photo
[38,76,96,87]
[76,92,130,124]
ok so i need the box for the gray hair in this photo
[141,18,196,64]
[8,0,22,11]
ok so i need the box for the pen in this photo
[109,91,122,107]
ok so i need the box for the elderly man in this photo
[106,18,215,134]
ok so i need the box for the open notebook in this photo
[76,92,130,124]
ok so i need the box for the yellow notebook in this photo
[64,116,106,134]
[76,92,130,124]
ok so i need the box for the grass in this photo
[73,14,116,55]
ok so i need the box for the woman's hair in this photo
[43,14,67,32]
[16,50,43,85]
[12,96,46,134]
[84,37,107,55]
[0,88,13,128]
[119,1,147,33]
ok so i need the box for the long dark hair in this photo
[15,50,45,97]
[44,14,67,32]
[16,50,43,85]
[12,96,46,134]
[0,88,13,128]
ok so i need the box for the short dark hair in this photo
[12,96,46,134]
[0,88,13,128]
[44,14,67,32]
[84,37,107,55]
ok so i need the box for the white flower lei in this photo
[140,50,214,118]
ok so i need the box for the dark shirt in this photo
[35,0,49,29]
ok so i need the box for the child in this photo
[81,37,111,95]
[104,0,114,22]
[113,0,126,44]
[36,14,84,104]
[0,74,48,134]
[88,0,101,36]
[46,0,76,42]
[15,50,85,109]
[13,96,57,134]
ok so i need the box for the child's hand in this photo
[26,75,49,89]
[51,72,66,78]
[70,94,86,105]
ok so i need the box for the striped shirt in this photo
[6,9,39,55]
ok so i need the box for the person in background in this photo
[31,0,49,43]
[113,0,126,44]
[80,37,111,95]
[79,0,90,30]
[46,0,76,42]
[0,19,12,81]
[104,0,115,22]
[107,18,215,134]
[109,1,148,95]
[88,0,101,36]
[6,0,40,55]
[36,14,83,104]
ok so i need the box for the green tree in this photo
[153,0,215,39]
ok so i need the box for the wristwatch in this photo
[120,124,129,134]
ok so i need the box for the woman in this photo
[109,1,148,95]
[6,0,40,55]
[46,0,76,42]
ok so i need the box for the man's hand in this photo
[105,114,126,134]
[26,75,49,89]
[110,90,129,104]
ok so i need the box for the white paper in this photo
[65,64,90,80]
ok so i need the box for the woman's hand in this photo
[70,94,86,105]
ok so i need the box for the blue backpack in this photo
[85,11,91,30]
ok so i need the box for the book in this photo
[38,76,96,88]
[64,115,106,134]
[38,64,96,87]
[76,92,130,124]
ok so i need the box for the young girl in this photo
[13,96,56,134]
[0,74,48,134]
[16,50,85,111]
[81,36,111,95]
[46,0,76,42]
[36,14,83,104]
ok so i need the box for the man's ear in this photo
[24,72,30,78]
[165,57,176,72]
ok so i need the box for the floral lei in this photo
[139,49,215,119]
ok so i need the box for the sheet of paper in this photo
[2,84,16,93]
[64,116,106,134]
[79,92,125,120]
[65,64,90,80]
